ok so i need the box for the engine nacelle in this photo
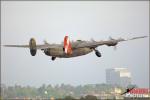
[29,38,37,56]
[106,42,118,46]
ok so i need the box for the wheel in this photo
[95,50,101,57]
[51,57,56,61]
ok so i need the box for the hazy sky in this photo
[1,1,149,88]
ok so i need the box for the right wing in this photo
[72,36,148,49]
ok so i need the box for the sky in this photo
[1,1,149,88]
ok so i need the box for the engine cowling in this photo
[106,42,118,46]
[29,38,37,56]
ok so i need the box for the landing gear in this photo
[94,49,101,57]
[51,57,56,61]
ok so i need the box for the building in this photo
[106,68,131,87]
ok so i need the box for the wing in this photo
[4,45,29,48]
[3,44,63,50]
[73,36,148,49]
[3,36,148,50]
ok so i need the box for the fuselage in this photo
[44,47,93,58]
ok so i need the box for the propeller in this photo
[114,45,117,50]
[109,36,120,40]
[109,36,118,50]
[109,36,114,40]
[43,40,49,44]
[90,38,95,42]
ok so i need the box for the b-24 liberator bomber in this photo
[4,35,148,61]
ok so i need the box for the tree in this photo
[64,95,75,100]
[84,95,97,100]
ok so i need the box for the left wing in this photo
[3,38,63,56]
[4,44,63,50]
[4,37,63,50]
[4,45,29,48]
[72,36,148,49]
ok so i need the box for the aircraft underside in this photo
[44,47,93,58]
[43,47,102,60]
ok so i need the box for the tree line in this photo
[1,83,136,99]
